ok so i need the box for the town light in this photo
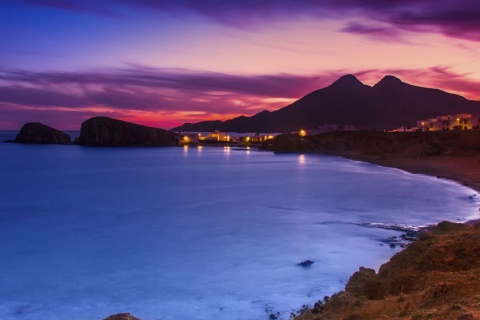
[299,130,306,137]
[183,136,190,142]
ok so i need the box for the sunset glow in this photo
[1,0,480,130]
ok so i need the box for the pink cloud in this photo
[1,65,479,131]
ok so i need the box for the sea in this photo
[0,131,479,320]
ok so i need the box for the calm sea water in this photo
[0,133,478,320]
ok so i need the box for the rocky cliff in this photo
[12,122,71,144]
[295,221,480,320]
[75,117,177,146]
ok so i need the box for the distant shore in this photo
[324,150,480,193]
[261,132,480,319]
[262,131,480,195]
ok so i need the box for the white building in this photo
[417,114,480,131]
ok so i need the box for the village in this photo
[177,113,480,146]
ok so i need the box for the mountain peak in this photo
[329,74,364,89]
[374,75,403,89]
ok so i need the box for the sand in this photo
[325,150,480,194]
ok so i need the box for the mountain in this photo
[173,75,480,132]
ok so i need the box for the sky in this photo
[1,0,480,130]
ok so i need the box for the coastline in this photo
[324,150,480,193]
[5,128,480,320]
[286,144,480,319]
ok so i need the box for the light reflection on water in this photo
[298,154,306,165]
[0,144,478,320]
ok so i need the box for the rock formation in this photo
[294,221,480,320]
[12,122,71,144]
[75,116,177,147]
[103,313,140,320]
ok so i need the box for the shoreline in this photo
[321,150,480,194]
[284,148,480,319]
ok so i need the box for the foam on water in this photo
[0,141,478,320]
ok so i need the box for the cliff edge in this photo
[12,122,71,144]
[75,117,177,147]
[295,221,480,320]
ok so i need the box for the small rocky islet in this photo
[74,116,177,146]
[11,122,71,144]
[9,116,178,146]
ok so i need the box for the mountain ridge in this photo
[173,75,480,133]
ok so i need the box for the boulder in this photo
[297,260,314,268]
[13,122,71,144]
[103,313,141,320]
[75,116,177,146]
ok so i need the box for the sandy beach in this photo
[328,151,480,193]
[264,131,480,194]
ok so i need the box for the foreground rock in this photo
[103,313,140,320]
[298,260,315,268]
[75,117,177,146]
[295,221,480,320]
[12,122,71,144]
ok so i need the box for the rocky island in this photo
[11,122,71,144]
[75,116,178,147]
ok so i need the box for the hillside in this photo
[294,221,480,320]
[174,75,480,132]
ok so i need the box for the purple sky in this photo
[1,0,480,129]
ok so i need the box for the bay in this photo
[0,140,478,320]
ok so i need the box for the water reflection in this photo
[298,154,306,165]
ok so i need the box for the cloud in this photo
[0,85,87,107]
[0,67,342,115]
[0,66,343,129]
[339,22,405,41]
[0,67,329,99]
[2,65,480,130]
[19,0,480,41]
